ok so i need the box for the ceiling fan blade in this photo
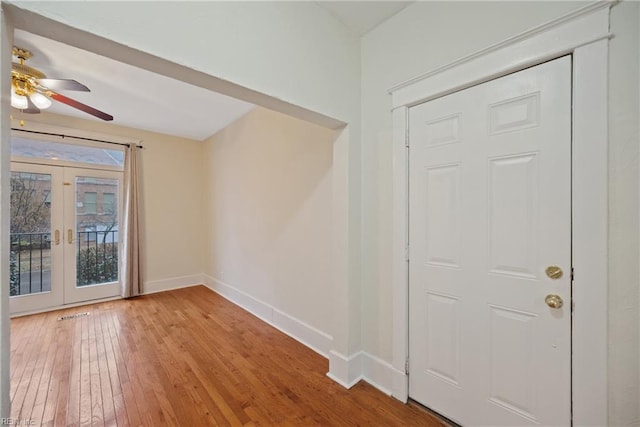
[50,92,113,121]
[23,95,40,114]
[38,78,90,92]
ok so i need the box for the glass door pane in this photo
[10,171,52,295]
[64,168,121,304]
[9,164,64,314]
[75,176,119,287]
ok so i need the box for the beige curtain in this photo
[121,144,143,298]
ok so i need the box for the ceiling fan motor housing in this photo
[12,61,46,80]
[12,66,45,95]
[11,46,46,93]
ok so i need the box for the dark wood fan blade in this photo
[23,95,40,114]
[50,92,113,121]
[38,79,90,92]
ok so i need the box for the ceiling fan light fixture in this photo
[29,92,52,109]
[10,86,28,109]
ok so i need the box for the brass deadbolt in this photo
[545,265,563,280]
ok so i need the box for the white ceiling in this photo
[12,3,412,141]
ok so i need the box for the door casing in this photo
[389,3,611,425]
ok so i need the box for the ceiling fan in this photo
[11,46,113,121]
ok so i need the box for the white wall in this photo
[202,107,335,351]
[361,1,639,425]
[0,7,12,417]
[609,2,640,425]
[17,112,207,292]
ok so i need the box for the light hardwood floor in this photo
[10,285,444,426]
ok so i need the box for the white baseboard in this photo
[143,274,204,294]
[361,352,406,397]
[327,350,406,397]
[327,350,363,388]
[203,275,332,358]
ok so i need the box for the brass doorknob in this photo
[545,294,563,309]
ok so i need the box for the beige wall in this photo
[361,1,639,425]
[202,107,335,336]
[15,112,207,287]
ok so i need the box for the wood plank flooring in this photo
[11,286,444,426]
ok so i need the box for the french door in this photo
[10,162,122,314]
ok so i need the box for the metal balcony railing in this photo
[10,232,51,296]
[76,230,118,287]
[9,230,118,296]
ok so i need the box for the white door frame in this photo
[389,2,611,425]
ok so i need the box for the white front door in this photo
[9,163,122,314]
[408,56,572,426]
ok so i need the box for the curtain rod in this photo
[11,128,144,149]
